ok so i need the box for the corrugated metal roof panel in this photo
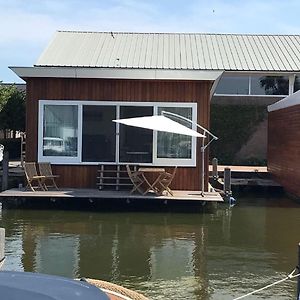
[254,36,269,70]
[215,34,231,70]
[279,36,298,69]
[247,35,265,70]
[210,35,223,70]
[221,35,237,70]
[264,35,285,71]
[206,35,218,69]
[234,35,250,70]
[35,31,300,72]
[258,36,277,71]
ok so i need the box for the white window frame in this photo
[38,101,82,164]
[38,100,198,167]
[153,104,197,167]
[214,73,294,97]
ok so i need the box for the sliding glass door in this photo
[39,101,197,166]
[82,105,116,162]
[119,106,153,163]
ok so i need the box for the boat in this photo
[0,271,148,300]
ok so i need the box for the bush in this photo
[0,138,21,159]
[210,104,267,165]
[237,157,267,166]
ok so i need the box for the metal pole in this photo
[160,111,218,197]
[2,151,9,191]
[201,144,205,195]
[212,158,218,180]
[224,167,232,202]
[297,242,300,300]
[0,228,5,269]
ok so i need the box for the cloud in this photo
[1,0,300,82]
[2,0,299,46]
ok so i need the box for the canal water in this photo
[1,196,300,300]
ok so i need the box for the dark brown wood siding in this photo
[26,78,212,190]
[268,105,300,197]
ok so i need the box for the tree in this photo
[259,76,289,95]
[0,83,26,138]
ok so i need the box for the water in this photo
[0,196,300,299]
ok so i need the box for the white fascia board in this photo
[268,90,300,112]
[210,71,224,99]
[224,70,300,76]
[9,66,223,81]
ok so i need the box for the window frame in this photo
[153,104,197,166]
[38,100,198,167]
[38,101,82,164]
[214,73,294,97]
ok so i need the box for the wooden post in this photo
[212,158,218,180]
[2,151,9,191]
[0,228,5,269]
[116,165,120,191]
[99,165,104,190]
[224,167,232,201]
[297,242,300,300]
[20,133,26,167]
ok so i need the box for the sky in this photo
[2,0,300,83]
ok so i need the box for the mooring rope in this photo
[233,267,300,300]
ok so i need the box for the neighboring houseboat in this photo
[268,90,300,198]
[10,31,300,191]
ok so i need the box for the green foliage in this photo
[0,82,25,135]
[0,138,21,159]
[210,104,267,165]
[259,76,289,95]
[237,157,267,166]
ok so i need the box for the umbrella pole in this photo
[201,141,205,196]
[159,111,218,196]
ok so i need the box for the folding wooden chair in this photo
[155,166,177,196]
[38,162,59,190]
[23,162,45,192]
[126,165,146,194]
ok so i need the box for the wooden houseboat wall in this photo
[25,77,213,190]
[268,91,300,198]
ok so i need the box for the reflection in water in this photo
[0,197,300,299]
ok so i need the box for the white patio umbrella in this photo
[113,115,205,138]
[113,113,217,195]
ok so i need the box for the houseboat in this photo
[11,31,300,194]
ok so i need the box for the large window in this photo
[42,105,78,159]
[119,106,153,163]
[157,107,192,159]
[215,74,290,96]
[82,105,116,162]
[251,75,289,95]
[215,76,249,95]
[294,75,300,92]
[39,101,198,166]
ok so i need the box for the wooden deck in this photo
[0,188,223,212]
[209,165,281,189]
[209,165,267,173]
[0,188,223,201]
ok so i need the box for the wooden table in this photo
[138,167,166,195]
[138,168,165,173]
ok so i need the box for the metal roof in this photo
[36,31,300,72]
